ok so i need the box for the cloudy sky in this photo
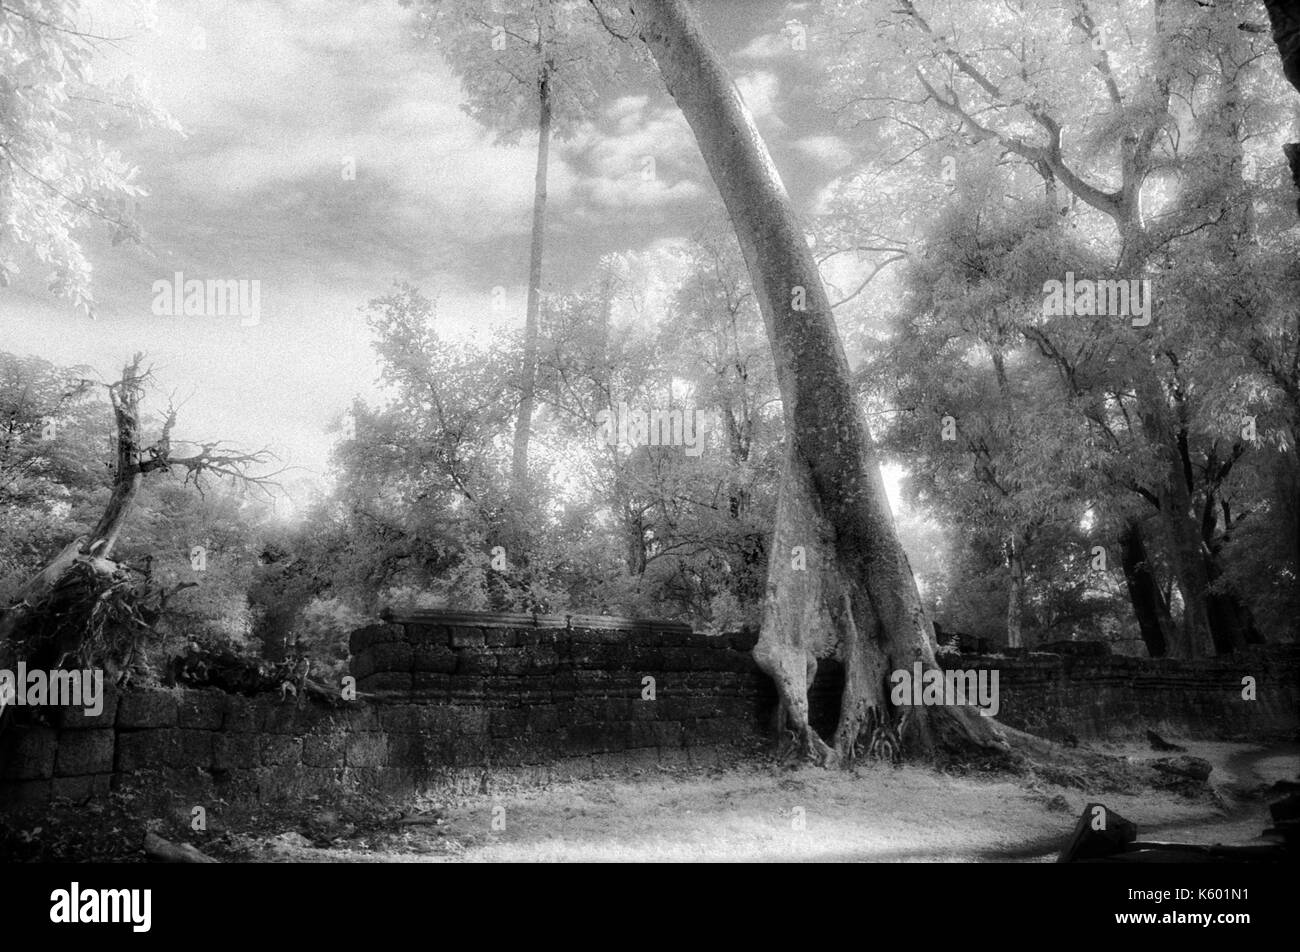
[2,0,857,499]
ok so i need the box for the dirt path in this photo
[233,739,1297,863]
[1135,740,1299,846]
[996,739,1299,861]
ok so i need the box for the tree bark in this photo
[1131,364,1213,659]
[1199,473,1265,653]
[510,65,552,497]
[88,360,150,557]
[622,504,647,576]
[1118,521,1173,658]
[0,356,152,649]
[1160,472,1215,659]
[1005,533,1024,650]
[635,0,1007,763]
[1205,588,1261,653]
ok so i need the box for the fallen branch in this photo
[143,832,218,864]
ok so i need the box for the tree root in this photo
[775,697,836,767]
[861,706,902,765]
[768,700,1187,800]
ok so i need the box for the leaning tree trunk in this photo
[510,65,553,498]
[0,356,149,649]
[87,361,150,558]
[1118,521,1174,658]
[635,0,1007,764]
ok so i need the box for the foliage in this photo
[401,0,630,142]
[0,0,180,313]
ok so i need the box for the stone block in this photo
[349,622,404,655]
[359,672,414,694]
[302,732,347,768]
[495,650,531,677]
[340,704,380,731]
[260,734,302,767]
[404,623,452,646]
[527,650,560,675]
[177,690,227,730]
[484,627,517,648]
[222,697,259,732]
[661,648,694,672]
[213,733,259,771]
[53,683,119,729]
[54,729,115,776]
[345,733,387,767]
[535,627,565,645]
[377,704,419,732]
[652,721,683,747]
[51,773,112,804]
[411,672,451,696]
[448,627,485,649]
[457,650,497,676]
[117,688,178,728]
[489,709,528,739]
[447,678,487,703]
[0,726,57,780]
[117,729,179,772]
[170,729,215,768]
[413,644,458,673]
[367,641,414,673]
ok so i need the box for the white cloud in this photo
[792,135,853,170]
[734,71,787,133]
[733,32,794,61]
[579,176,705,210]
[565,97,705,213]
[11,0,829,486]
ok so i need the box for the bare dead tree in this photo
[0,353,283,658]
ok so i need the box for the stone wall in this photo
[1,609,1295,812]
[0,686,394,810]
[0,612,775,811]
[956,646,1300,741]
[349,611,773,756]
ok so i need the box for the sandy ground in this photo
[235,738,1298,863]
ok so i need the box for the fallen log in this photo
[143,832,218,864]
